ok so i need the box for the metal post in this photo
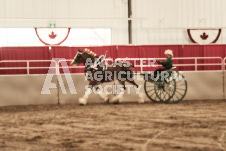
[195,58,197,71]
[56,61,60,105]
[128,0,132,44]
[140,59,144,73]
[27,61,29,75]
[223,58,225,99]
[57,78,60,105]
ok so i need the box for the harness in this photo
[85,53,107,83]
[89,53,106,71]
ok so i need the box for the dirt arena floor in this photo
[0,100,226,151]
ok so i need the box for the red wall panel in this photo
[0,45,225,74]
[0,47,50,74]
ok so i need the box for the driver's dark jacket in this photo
[158,57,172,69]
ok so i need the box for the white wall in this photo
[0,0,226,45]
[133,0,226,44]
[0,0,129,44]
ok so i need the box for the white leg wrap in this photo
[78,98,87,105]
[78,87,92,105]
[112,89,124,103]
[98,90,109,102]
[138,92,145,104]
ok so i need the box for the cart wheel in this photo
[144,74,176,103]
[144,79,161,103]
[155,78,176,103]
[166,71,187,104]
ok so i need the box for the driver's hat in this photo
[164,49,173,56]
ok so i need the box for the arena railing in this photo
[57,58,114,74]
[223,57,226,70]
[222,57,226,99]
[0,57,223,75]
[59,57,222,74]
[0,60,58,75]
[115,57,223,72]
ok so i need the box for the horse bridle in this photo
[72,51,106,72]
[71,51,83,65]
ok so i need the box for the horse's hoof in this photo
[105,99,110,104]
[138,99,145,104]
[78,98,87,106]
[113,100,119,104]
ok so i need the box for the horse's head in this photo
[71,49,95,65]
[71,50,85,65]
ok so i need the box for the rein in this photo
[84,52,106,72]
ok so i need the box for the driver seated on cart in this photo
[153,49,173,79]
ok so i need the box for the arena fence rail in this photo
[0,57,222,74]
[0,60,58,75]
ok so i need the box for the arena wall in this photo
[0,71,223,106]
[182,71,223,100]
[59,71,223,104]
[0,75,58,106]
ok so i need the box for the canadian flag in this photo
[187,29,221,45]
[35,28,70,45]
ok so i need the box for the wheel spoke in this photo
[150,91,156,97]
[159,89,162,98]
[174,93,180,100]
[153,93,157,100]
[146,85,154,87]
[147,89,154,93]
[166,89,172,97]
[175,90,184,96]
[163,91,167,101]
[177,84,186,87]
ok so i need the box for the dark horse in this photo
[71,49,141,105]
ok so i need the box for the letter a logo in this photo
[41,58,77,94]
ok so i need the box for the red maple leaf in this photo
[200,32,208,40]
[49,31,57,39]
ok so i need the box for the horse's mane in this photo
[82,49,98,58]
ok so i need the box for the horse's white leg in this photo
[98,90,110,103]
[138,92,145,104]
[112,86,124,103]
[79,87,92,105]
[112,92,124,103]
[133,84,145,104]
